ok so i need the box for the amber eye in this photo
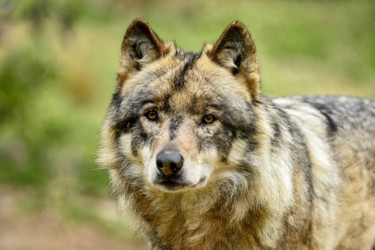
[146,110,158,121]
[203,115,215,124]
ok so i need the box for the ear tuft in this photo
[120,18,166,71]
[207,21,260,99]
[208,22,257,74]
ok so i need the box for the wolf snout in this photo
[156,149,184,177]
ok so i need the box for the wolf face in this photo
[100,19,262,192]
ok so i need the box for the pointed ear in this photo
[207,22,260,99]
[120,18,167,71]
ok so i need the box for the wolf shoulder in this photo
[271,95,375,194]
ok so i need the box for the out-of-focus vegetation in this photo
[0,0,374,246]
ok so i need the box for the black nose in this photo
[156,149,183,177]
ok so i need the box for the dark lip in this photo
[156,180,187,191]
[154,175,187,190]
[154,176,207,191]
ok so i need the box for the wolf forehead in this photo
[113,52,253,120]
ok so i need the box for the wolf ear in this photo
[120,18,167,71]
[207,22,260,99]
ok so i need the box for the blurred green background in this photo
[0,0,374,249]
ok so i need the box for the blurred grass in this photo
[0,0,375,241]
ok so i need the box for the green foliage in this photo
[0,46,56,186]
[0,47,55,119]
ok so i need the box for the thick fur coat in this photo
[98,19,375,249]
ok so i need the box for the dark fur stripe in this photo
[306,102,338,136]
[173,52,200,90]
[168,117,182,140]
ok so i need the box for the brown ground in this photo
[0,189,147,250]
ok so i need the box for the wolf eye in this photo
[146,110,158,121]
[202,115,215,124]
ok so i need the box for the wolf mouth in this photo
[154,178,188,191]
[154,176,191,191]
[154,175,208,191]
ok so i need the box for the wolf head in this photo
[99,19,262,192]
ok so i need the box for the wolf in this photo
[98,18,375,249]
